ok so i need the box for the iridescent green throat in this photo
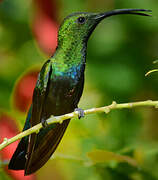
[51,38,86,73]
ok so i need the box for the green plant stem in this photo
[0,100,158,151]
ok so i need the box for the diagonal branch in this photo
[0,100,158,151]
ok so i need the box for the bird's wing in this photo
[25,119,70,175]
[25,59,52,174]
[24,60,71,175]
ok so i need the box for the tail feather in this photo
[8,107,31,170]
[8,137,28,170]
[25,119,70,175]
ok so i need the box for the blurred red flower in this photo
[0,114,36,180]
[13,70,39,113]
[0,1,59,179]
[32,0,58,55]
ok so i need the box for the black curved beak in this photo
[94,9,152,21]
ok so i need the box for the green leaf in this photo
[87,149,138,167]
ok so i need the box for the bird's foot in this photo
[41,119,48,128]
[75,108,84,119]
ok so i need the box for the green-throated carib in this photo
[8,8,151,175]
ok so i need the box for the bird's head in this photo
[57,9,151,47]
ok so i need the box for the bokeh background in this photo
[0,0,158,179]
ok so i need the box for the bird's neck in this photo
[53,39,87,68]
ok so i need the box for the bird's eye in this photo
[77,17,86,24]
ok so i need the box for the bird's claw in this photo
[41,119,48,128]
[75,108,84,119]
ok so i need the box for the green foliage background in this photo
[0,0,158,179]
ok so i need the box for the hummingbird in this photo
[8,9,151,175]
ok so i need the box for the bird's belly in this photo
[43,77,79,117]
